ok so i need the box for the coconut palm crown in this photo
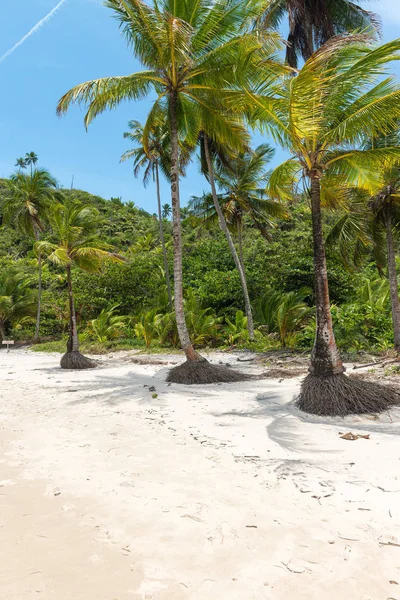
[257,0,381,67]
[56,0,284,384]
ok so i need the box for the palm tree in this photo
[328,132,400,352]
[215,144,285,254]
[161,204,172,219]
[199,128,257,340]
[257,0,381,67]
[35,200,124,369]
[261,35,400,415]
[257,286,313,347]
[121,119,173,308]
[3,169,60,341]
[56,0,281,384]
[0,268,36,342]
[15,157,27,171]
[191,143,286,339]
[25,152,39,176]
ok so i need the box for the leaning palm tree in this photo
[56,0,281,384]
[36,200,124,369]
[254,35,400,415]
[3,169,60,341]
[25,152,39,176]
[195,143,286,270]
[198,127,257,340]
[257,0,381,67]
[191,142,286,338]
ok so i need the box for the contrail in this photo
[0,0,67,65]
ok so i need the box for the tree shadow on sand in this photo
[44,368,221,408]
[209,390,400,453]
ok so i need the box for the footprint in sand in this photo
[207,521,239,546]
[29,571,46,594]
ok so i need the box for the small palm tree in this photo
[262,35,400,415]
[2,169,60,341]
[36,200,124,369]
[257,0,381,67]
[214,144,286,253]
[257,287,313,347]
[25,152,39,176]
[0,268,36,341]
[121,119,173,308]
[15,157,27,171]
[56,0,280,384]
[224,310,249,346]
[89,305,127,344]
[161,204,172,219]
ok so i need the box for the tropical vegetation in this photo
[1,0,400,417]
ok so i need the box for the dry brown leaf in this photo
[339,432,370,441]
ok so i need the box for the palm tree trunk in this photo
[309,175,344,376]
[0,320,5,342]
[155,161,173,311]
[66,265,79,353]
[33,227,42,342]
[61,266,95,370]
[34,252,43,342]
[203,134,255,340]
[385,208,400,352]
[237,221,245,272]
[297,177,399,416]
[169,93,201,362]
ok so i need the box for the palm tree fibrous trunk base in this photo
[60,351,97,370]
[297,373,400,417]
[167,358,250,385]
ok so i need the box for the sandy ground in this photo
[1,349,400,600]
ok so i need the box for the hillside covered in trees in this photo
[0,176,394,355]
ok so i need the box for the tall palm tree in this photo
[257,0,381,67]
[0,268,36,342]
[259,35,400,415]
[121,119,174,308]
[191,143,286,338]
[15,157,27,171]
[3,169,60,341]
[25,152,39,176]
[56,0,281,384]
[36,200,124,369]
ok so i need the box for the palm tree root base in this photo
[296,373,400,417]
[60,351,97,370]
[166,359,250,385]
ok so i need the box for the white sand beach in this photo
[1,349,400,599]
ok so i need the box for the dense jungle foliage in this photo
[0,178,395,354]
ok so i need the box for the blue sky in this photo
[0,0,399,213]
